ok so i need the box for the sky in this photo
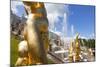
[11,1,95,39]
[68,4,95,39]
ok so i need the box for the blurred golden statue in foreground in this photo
[15,1,49,66]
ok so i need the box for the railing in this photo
[48,51,64,63]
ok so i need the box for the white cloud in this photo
[79,36,88,39]
[79,33,95,39]
[47,13,58,30]
[89,33,95,39]
[45,3,67,15]
[45,3,69,33]
[11,1,23,15]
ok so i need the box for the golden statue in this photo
[68,33,81,62]
[74,33,81,62]
[68,41,74,62]
[15,1,49,66]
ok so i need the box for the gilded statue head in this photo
[22,1,44,14]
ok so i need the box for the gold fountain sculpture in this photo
[68,33,81,62]
[15,1,49,66]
